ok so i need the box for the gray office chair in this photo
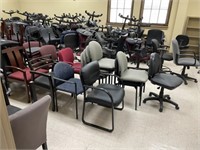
[115,51,148,110]
[143,53,183,112]
[172,39,199,85]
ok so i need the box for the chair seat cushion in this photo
[56,78,84,94]
[34,75,52,88]
[72,63,82,73]
[98,58,115,71]
[7,105,21,116]
[178,58,200,66]
[8,68,47,81]
[151,73,183,90]
[86,84,124,107]
[162,53,173,61]
[120,69,148,83]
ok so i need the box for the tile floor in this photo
[8,61,200,150]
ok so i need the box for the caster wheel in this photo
[175,106,179,110]
[143,100,146,104]
[149,93,152,96]
[159,108,163,112]
[194,80,198,83]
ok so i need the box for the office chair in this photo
[143,53,183,112]
[80,61,124,132]
[172,39,199,85]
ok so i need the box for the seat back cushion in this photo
[116,51,128,75]
[88,41,103,61]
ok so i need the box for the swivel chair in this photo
[172,39,199,84]
[176,34,189,50]
[143,53,183,112]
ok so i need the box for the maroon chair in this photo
[2,46,48,102]
[39,45,58,61]
[58,48,82,74]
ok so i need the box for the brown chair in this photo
[39,45,58,61]
[2,46,48,102]
[9,95,51,150]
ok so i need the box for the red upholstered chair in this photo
[58,48,82,74]
[2,46,48,102]
[39,45,58,61]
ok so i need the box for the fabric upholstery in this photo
[56,78,83,94]
[86,84,124,107]
[151,73,183,90]
[120,69,148,82]
[116,51,128,75]
[88,41,103,61]
[39,45,57,60]
[53,62,74,86]
[9,95,51,150]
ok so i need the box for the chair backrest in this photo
[148,53,162,78]
[9,95,51,150]
[151,39,160,52]
[146,29,164,46]
[80,61,100,86]
[116,51,128,76]
[64,32,79,49]
[25,26,40,40]
[58,48,74,63]
[176,34,189,48]
[172,39,180,65]
[23,41,41,49]
[1,46,26,70]
[53,62,74,85]
[80,46,90,67]
[39,45,57,61]
[88,41,103,61]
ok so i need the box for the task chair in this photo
[115,51,148,110]
[172,39,199,84]
[143,53,183,112]
[80,61,125,132]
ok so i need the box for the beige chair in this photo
[115,51,148,110]
[9,95,51,150]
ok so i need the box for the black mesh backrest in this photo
[64,33,79,49]
[148,53,162,78]
[80,61,100,86]
[176,35,189,47]
[146,29,164,46]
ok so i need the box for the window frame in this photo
[140,0,173,26]
[106,0,134,26]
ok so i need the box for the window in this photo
[107,0,133,24]
[140,0,172,25]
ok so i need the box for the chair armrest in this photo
[4,66,26,73]
[84,85,114,104]
[9,95,51,149]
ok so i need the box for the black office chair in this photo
[80,61,125,132]
[143,53,183,112]
[172,39,199,84]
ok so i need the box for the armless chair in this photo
[143,53,183,112]
[80,61,124,132]
[9,95,51,150]
[172,39,199,85]
[115,51,148,110]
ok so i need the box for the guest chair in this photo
[88,41,115,73]
[28,55,56,111]
[39,45,58,61]
[176,34,189,50]
[2,46,47,103]
[23,37,41,59]
[172,39,199,84]
[115,51,148,110]
[64,32,79,51]
[143,53,183,112]
[58,48,82,74]
[9,95,51,150]
[53,62,84,119]
[80,61,125,132]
